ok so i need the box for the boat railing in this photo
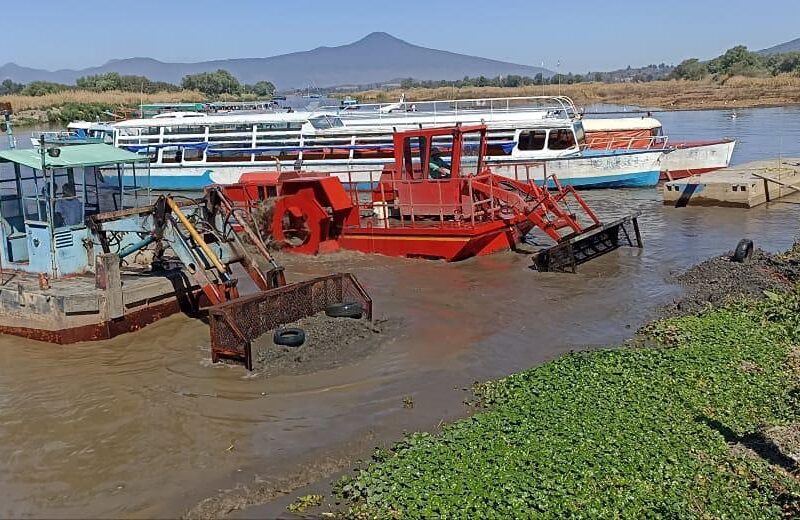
[321,95,580,124]
[583,134,670,151]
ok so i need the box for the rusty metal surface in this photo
[0,298,181,344]
[88,199,195,224]
[208,273,372,370]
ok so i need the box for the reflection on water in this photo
[0,106,798,517]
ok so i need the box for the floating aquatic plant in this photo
[335,293,800,518]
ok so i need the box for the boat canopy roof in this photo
[0,143,146,170]
[581,117,662,131]
[114,111,318,128]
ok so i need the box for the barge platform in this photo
[0,267,196,344]
[663,158,800,208]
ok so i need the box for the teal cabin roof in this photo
[0,144,146,170]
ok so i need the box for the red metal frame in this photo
[223,125,603,262]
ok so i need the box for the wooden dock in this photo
[663,158,800,208]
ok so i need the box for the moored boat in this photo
[67,95,727,190]
[581,117,736,180]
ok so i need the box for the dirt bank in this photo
[252,314,396,377]
[661,243,800,318]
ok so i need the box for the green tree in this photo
[181,69,241,96]
[249,80,276,98]
[77,72,179,93]
[707,45,764,76]
[0,79,24,95]
[766,52,800,75]
[20,81,69,96]
[672,58,708,80]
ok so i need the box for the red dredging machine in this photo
[220,124,642,272]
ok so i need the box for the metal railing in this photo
[320,95,580,124]
[318,161,554,231]
[584,134,670,151]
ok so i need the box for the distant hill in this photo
[758,37,800,54]
[0,32,552,90]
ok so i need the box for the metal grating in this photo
[208,272,372,370]
[532,213,642,273]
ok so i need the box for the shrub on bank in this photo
[335,292,800,517]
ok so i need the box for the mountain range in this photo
[759,37,800,55]
[0,32,551,90]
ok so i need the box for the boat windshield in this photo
[308,115,344,130]
[573,122,586,145]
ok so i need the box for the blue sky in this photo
[3,0,798,73]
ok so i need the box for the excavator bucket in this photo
[195,186,373,370]
[531,211,643,273]
[142,188,373,370]
[208,273,372,369]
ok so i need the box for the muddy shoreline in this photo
[188,244,800,519]
[181,243,799,519]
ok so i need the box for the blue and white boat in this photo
[89,96,662,190]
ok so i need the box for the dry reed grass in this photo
[0,89,205,111]
[351,75,800,110]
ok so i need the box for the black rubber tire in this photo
[273,327,305,347]
[325,302,364,319]
[731,239,754,263]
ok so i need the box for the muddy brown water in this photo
[2,189,800,518]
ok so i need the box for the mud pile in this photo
[663,244,800,318]
[252,313,394,377]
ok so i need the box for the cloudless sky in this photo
[2,0,798,73]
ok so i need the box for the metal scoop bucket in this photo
[531,211,643,273]
[208,273,372,370]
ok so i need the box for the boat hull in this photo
[338,222,527,262]
[118,149,663,191]
[659,139,736,180]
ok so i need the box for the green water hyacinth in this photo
[335,291,800,518]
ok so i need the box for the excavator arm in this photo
[90,189,371,370]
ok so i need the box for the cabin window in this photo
[118,127,142,137]
[209,124,254,134]
[402,136,427,180]
[459,133,482,177]
[254,150,281,162]
[547,129,577,150]
[137,149,157,162]
[518,130,546,151]
[208,135,250,144]
[165,125,205,135]
[256,122,303,131]
[161,148,182,163]
[182,147,205,162]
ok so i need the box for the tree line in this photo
[396,63,675,90]
[3,44,798,100]
[672,45,800,80]
[0,70,276,98]
[391,45,800,90]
